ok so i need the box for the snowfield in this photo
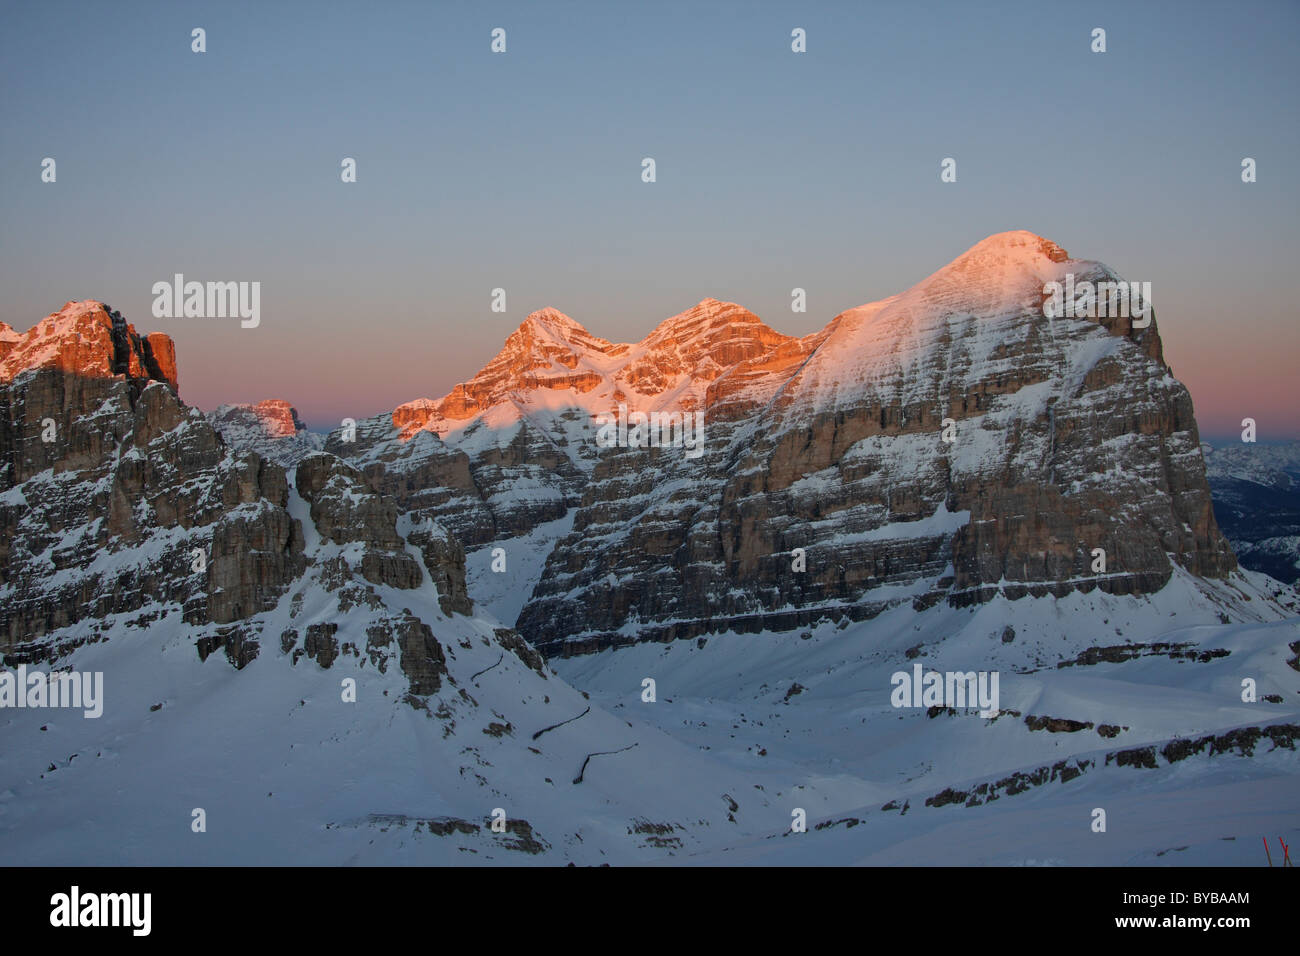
[3,545,1295,865]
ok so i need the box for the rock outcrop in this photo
[294,452,424,590]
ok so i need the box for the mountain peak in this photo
[211,399,307,439]
[957,230,1070,265]
[0,322,21,362]
[509,308,617,354]
[852,230,1077,327]
[629,298,794,384]
[207,399,323,465]
[642,298,765,340]
[0,299,178,392]
[519,306,583,333]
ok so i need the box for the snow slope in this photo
[7,548,1293,865]
[555,568,1300,865]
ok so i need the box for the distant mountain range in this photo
[1204,441,1300,585]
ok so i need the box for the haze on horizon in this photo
[1,0,1296,441]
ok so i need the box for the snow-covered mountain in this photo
[2,233,1297,866]
[389,297,809,446]
[0,299,176,394]
[207,400,324,467]
[0,300,777,863]
[329,232,1234,657]
[1205,441,1300,585]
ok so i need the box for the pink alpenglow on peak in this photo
[390,298,805,441]
[0,300,178,392]
[207,399,323,466]
[225,399,306,439]
[387,231,1158,447]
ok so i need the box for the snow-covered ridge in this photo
[388,231,1144,448]
[1203,440,1300,488]
[1202,440,1300,585]
[391,296,805,442]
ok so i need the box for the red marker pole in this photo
[1263,837,1273,867]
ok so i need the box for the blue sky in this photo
[2,0,1296,437]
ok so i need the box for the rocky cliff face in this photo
[0,300,177,396]
[0,302,305,654]
[329,232,1236,656]
[0,302,475,700]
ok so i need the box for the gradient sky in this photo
[2,0,1296,439]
